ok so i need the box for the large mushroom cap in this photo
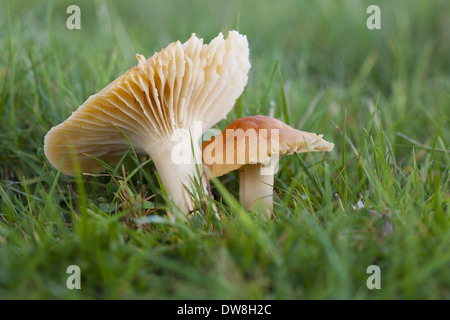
[44,31,251,176]
[202,115,334,177]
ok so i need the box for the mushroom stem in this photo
[144,137,207,215]
[239,157,278,218]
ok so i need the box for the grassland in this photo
[0,0,449,299]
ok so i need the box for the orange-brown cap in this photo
[44,31,251,175]
[202,115,334,177]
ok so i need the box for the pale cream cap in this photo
[44,31,251,175]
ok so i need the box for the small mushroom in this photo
[202,115,334,217]
[44,31,251,214]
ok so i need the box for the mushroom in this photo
[202,115,334,217]
[44,31,251,214]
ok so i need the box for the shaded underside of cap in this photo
[44,31,251,175]
[202,115,334,177]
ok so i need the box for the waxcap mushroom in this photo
[202,115,334,176]
[44,30,251,214]
[202,115,334,217]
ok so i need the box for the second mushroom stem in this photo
[239,157,279,219]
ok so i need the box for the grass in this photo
[0,0,449,299]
